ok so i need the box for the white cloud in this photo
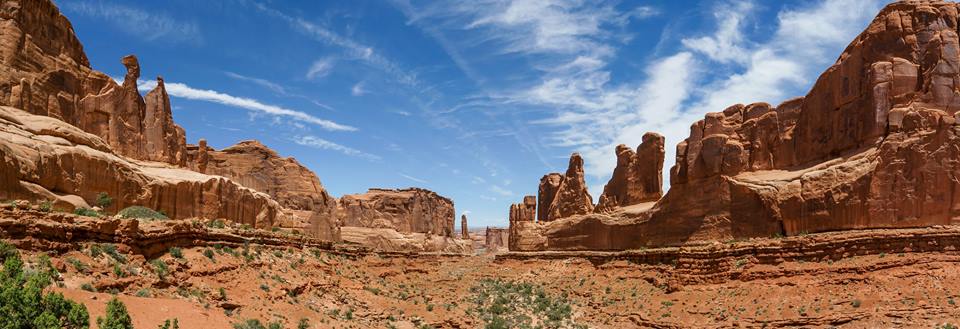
[224,71,336,111]
[136,79,354,131]
[488,185,514,197]
[455,0,650,57]
[224,71,288,95]
[680,1,752,64]
[254,2,419,87]
[63,1,201,43]
[306,57,336,80]
[351,81,367,96]
[293,135,380,161]
[400,173,429,184]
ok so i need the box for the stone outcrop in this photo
[460,214,469,239]
[545,154,594,221]
[186,140,339,240]
[483,227,509,252]
[595,132,665,212]
[143,77,187,166]
[337,188,455,237]
[339,226,472,254]
[0,106,286,228]
[509,1,960,251]
[0,1,188,165]
[537,173,562,222]
[508,196,542,251]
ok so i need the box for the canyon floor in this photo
[6,212,960,328]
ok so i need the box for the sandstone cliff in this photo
[338,188,455,237]
[0,0,187,165]
[0,106,286,227]
[510,0,960,251]
[186,140,339,240]
[0,0,349,241]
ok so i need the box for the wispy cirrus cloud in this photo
[306,57,336,80]
[252,2,420,88]
[292,135,380,161]
[62,1,202,44]
[487,185,514,197]
[224,72,336,111]
[400,173,429,184]
[351,81,368,96]
[135,79,354,131]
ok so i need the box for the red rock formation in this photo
[0,2,188,165]
[0,106,285,228]
[483,227,509,251]
[508,196,542,250]
[461,214,469,239]
[537,173,562,222]
[185,140,339,240]
[509,1,960,251]
[546,154,594,220]
[337,188,455,237]
[143,77,187,166]
[595,132,665,212]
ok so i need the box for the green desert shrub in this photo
[97,297,133,329]
[0,251,90,329]
[118,206,168,220]
[158,318,180,329]
[95,192,113,209]
[73,208,100,217]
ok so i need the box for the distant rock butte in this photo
[338,188,456,238]
[510,0,960,251]
[483,227,509,252]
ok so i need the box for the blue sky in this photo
[57,0,886,228]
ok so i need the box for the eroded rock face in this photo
[546,154,594,221]
[596,133,665,212]
[337,188,455,237]
[537,173,562,222]
[509,1,960,251]
[0,2,187,165]
[461,214,469,239]
[185,140,339,240]
[0,106,285,228]
[483,227,509,251]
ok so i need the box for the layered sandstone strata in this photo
[510,0,960,251]
[0,106,285,228]
[186,140,339,240]
[0,1,187,165]
[338,188,455,237]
